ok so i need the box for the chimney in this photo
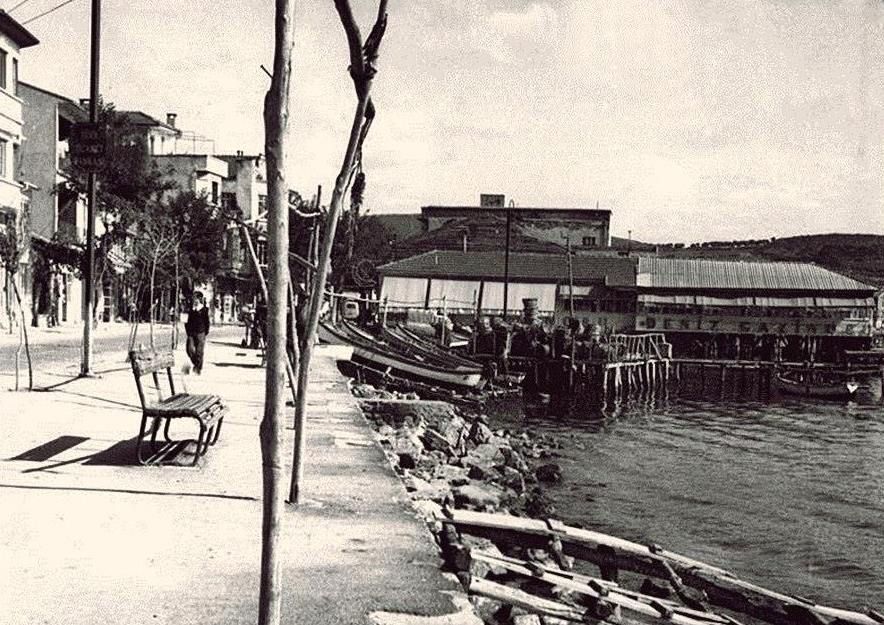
[166,113,177,127]
[236,150,243,158]
[79,98,90,110]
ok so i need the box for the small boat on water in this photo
[775,369,860,400]
[318,321,485,390]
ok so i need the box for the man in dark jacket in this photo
[184,291,210,374]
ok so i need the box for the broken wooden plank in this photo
[441,509,880,625]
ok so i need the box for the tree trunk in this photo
[289,0,388,504]
[258,0,295,621]
[173,248,180,349]
[12,280,33,391]
[149,251,158,350]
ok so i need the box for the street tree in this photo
[0,208,33,390]
[290,0,389,503]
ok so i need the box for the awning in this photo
[380,276,427,307]
[482,281,557,312]
[427,278,481,310]
[639,294,875,308]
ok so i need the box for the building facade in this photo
[0,12,38,332]
[421,195,612,250]
[19,81,87,326]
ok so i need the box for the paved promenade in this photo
[0,336,478,624]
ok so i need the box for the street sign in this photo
[70,122,106,171]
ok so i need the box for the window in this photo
[12,58,18,96]
[0,50,6,90]
[0,139,7,178]
[582,236,597,247]
[256,240,268,266]
[258,194,267,214]
[211,181,219,204]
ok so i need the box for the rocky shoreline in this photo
[352,381,577,625]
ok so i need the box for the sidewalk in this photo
[0,338,478,624]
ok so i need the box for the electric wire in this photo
[21,0,79,25]
[6,0,36,14]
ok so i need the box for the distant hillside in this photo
[659,234,884,288]
[371,213,424,242]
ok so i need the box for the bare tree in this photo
[258,0,295,622]
[289,0,389,503]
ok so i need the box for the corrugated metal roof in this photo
[379,250,637,287]
[637,257,874,292]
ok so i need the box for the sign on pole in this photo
[70,122,106,171]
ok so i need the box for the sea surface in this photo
[487,389,884,608]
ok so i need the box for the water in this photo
[487,393,884,607]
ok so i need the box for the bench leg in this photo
[192,420,209,466]
[208,417,223,446]
[136,413,152,465]
[163,417,174,443]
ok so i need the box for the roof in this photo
[422,205,611,218]
[0,11,38,48]
[118,111,179,133]
[18,81,88,122]
[637,257,875,292]
[19,81,79,104]
[379,250,637,287]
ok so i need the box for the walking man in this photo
[185,291,210,374]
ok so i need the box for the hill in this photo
[659,234,884,288]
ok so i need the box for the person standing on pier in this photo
[184,291,210,374]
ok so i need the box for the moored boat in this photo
[318,321,485,390]
[775,370,860,400]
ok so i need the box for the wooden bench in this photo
[128,349,227,466]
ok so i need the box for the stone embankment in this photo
[352,382,574,625]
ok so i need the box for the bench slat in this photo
[130,349,176,376]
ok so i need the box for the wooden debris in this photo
[441,509,880,625]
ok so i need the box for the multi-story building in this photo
[421,194,612,250]
[19,81,87,326]
[0,11,38,331]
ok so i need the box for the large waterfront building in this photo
[378,250,878,362]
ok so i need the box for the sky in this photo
[13,0,884,243]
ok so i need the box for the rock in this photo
[421,427,456,454]
[465,441,509,467]
[535,463,562,483]
[408,476,452,502]
[411,498,444,522]
[471,596,508,625]
[453,483,503,510]
[467,420,494,446]
[391,432,424,468]
[494,464,526,493]
[435,464,471,487]
[513,615,542,625]
[416,450,446,475]
[501,447,530,473]
[466,463,488,480]
[397,452,417,470]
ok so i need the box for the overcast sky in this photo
[16,0,884,243]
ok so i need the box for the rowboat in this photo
[318,321,484,390]
[775,370,860,400]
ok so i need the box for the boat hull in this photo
[320,322,484,390]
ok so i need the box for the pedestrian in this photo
[184,291,210,374]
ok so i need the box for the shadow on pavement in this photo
[10,436,90,461]
[0,483,257,501]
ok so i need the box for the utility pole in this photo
[502,199,513,321]
[81,0,100,376]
